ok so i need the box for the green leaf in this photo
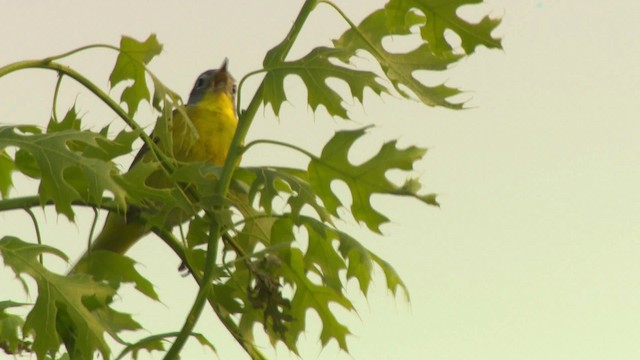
[45,354,70,360]
[117,335,164,360]
[281,247,352,351]
[236,167,331,222]
[47,106,81,133]
[211,284,244,315]
[14,149,40,179]
[333,9,464,108]
[84,127,141,161]
[225,148,422,350]
[295,215,408,298]
[0,126,133,220]
[169,161,223,211]
[308,127,438,233]
[336,228,409,298]
[0,301,27,355]
[150,73,182,113]
[385,0,503,55]
[231,217,354,352]
[109,35,163,116]
[262,46,386,119]
[73,251,159,301]
[370,252,410,300]
[0,150,14,198]
[185,214,209,249]
[301,218,347,292]
[116,332,215,360]
[0,301,28,312]
[108,158,197,231]
[0,237,141,359]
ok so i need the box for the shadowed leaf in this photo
[0,125,136,220]
[0,237,141,359]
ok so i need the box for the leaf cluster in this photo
[0,0,501,358]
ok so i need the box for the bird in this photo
[83,59,238,256]
[59,61,238,358]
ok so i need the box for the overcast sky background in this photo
[2,1,640,359]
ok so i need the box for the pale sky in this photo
[2,1,640,359]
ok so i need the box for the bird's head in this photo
[187,58,236,105]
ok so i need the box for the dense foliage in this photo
[0,0,501,358]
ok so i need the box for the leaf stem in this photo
[319,0,387,65]
[87,207,99,253]
[0,195,117,213]
[51,73,64,124]
[243,138,316,159]
[23,207,43,264]
[236,68,267,117]
[42,44,120,62]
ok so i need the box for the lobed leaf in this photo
[73,251,159,301]
[47,105,81,133]
[112,160,196,229]
[116,332,215,360]
[0,301,27,355]
[223,213,408,353]
[280,246,353,351]
[109,35,163,117]
[298,215,408,298]
[0,125,135,220]
[262,46,386,119]
[384,0,503,55]
[236,166,331,223]
[333,8,464,108]
[0,236,141,359]
[308,127,438,233]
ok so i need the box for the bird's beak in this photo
[219,58,229,72]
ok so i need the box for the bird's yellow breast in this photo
[172,91,237,165]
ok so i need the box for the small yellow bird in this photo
[87,60,238,255]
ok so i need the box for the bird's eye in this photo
[232,84,237,94]
[195,77,205,88]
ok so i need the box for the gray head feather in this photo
[187,69,216,105]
